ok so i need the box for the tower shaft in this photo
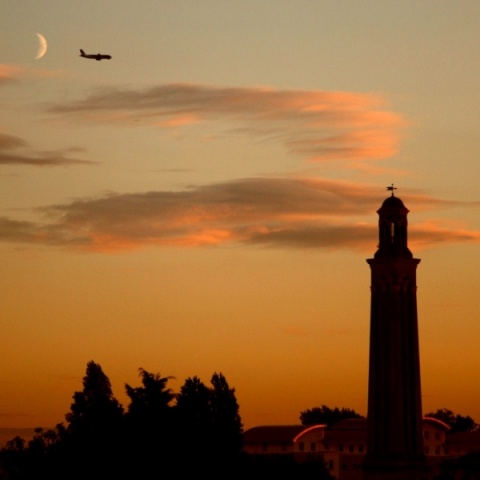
[363,194,427,479]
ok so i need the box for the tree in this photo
[175,375,213,465]
[125,368,175,421]
[173,372,244,473]
[65,360,124,434]
[0,362,125,480]
[0,436,28,480]
[0,364,247,478]
[176,375,212,430]
[425,408,479,433]
[19,426,65,479]
[4,436,26,452]
[63,361,125,478]
[124,368,176,474]
[209,372,244,460]
[300,404,362,426]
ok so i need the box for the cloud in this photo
[48,83,407,164]
[1,178,480,253]
[0,65,91,167]
[0,64,24,84]
[0,63,65,84]
[408,220,480,248]
[0,132,95,167]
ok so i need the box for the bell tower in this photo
[363,186,427,480]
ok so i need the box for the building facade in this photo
[243,419,480,480]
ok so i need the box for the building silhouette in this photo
[363,188,427,479]
[243,417,480,479]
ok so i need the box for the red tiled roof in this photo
[423,416,450,430]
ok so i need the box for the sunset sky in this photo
[2,1,480,444]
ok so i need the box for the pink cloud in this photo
[0,64,24,84]
[48,83,407,164]
[0,63,65,83]
[1,178,479,253]
[410,220,480,250]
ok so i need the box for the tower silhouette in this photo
[363,188,427,480]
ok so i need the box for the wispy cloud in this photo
[0,63,65,84]
[3,80,478,252]
[0,64,24,84]
[408,220,480,248]
[48,83,407,164]
[1,178,479,252]
[0,132,95,167]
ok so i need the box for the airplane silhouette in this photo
[79,49,111,61]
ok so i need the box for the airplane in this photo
[79,49,111,61]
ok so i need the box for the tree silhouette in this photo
[300,404,362,426]
[65,360,124,432]
[175,375,213,468]
[176,376,211,423]
[0,436,27,479]
[174,372,243,474]
[124,368,176,474]
[125,368,175,415]
[0,362,249,478]
[425,408,479,433]
[63,360,125,478]
[209,372,243,459]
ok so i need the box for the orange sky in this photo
[2,1,480,445]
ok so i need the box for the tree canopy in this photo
[300,404,363,426]
[425,408,479,433]
[0,361,246,479]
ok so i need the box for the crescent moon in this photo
[35,33,47,60]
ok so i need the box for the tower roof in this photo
[380,184,409,214]
[381,195,406,209]
[378,194,409,216]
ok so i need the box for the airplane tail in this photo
[79,49,86,56]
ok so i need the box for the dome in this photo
[381,195,406,209]
[377,195,409,216]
